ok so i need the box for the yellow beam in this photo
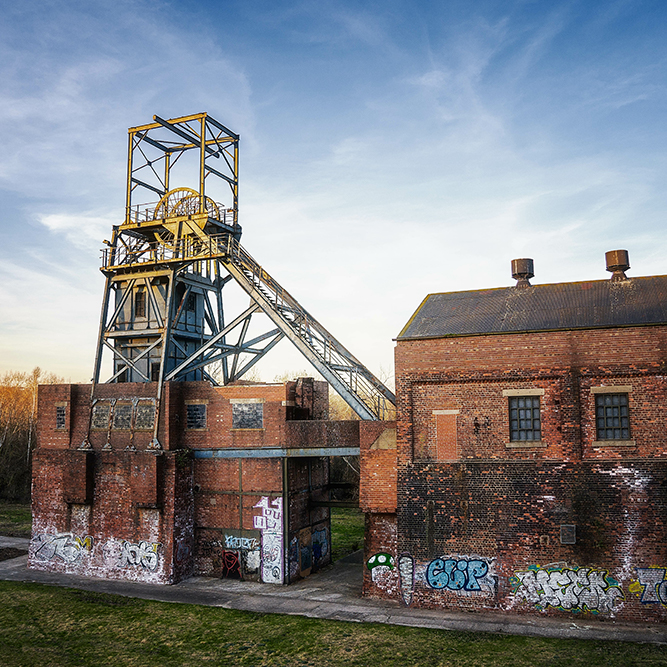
[128,112,208,133]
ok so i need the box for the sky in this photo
[1,0,666,386]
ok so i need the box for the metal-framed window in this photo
[595,393,629,440]
[232,403,263,429]
[186,403,207,429]
[55,405,66,429]
[509,396,541,441]
[112,403,133,430]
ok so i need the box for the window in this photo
[186,403,207,429]
[112,403,132,430]
[595,393,629,440]
[135,288,146,318]
[151,363,160,382]
[55,405,66,429]
[509,396,541,441]
[135,404,155,430]
[232,403,263,429]
[91,402,110,430]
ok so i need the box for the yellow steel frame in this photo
[125,112,239,227]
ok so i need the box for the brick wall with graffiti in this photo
[362,459,667,622]
[359,326,667,624]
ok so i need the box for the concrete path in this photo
[1,541,665,645]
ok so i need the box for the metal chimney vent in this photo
[605,249,630,282]
[511,258,534,288]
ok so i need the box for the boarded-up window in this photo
[135,404,155,430]
[434,411,458,460]
[232,403,263,429]
[55,405,66,429]
[186,404,207,429]
[113,404,133,430]
[91,402,110,430]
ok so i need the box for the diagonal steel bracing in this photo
[93,113,395,421]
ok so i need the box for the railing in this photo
[124,200,237,227]
[102,233,235,269]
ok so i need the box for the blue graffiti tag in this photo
[426,558,489,592]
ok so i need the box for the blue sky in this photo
[1,0,666,383]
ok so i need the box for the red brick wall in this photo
[362,513,398,600]
[30,447,192,585]
[32,380,357,586]
[367,324,667,622]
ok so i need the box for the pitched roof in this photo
[397,275,667,340]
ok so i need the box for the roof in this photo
[397,275,667,340]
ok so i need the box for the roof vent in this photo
[605,249,630,282]
[511,258,534,288]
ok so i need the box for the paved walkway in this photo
[1,537,665,645]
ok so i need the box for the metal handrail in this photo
[125,200,238,227]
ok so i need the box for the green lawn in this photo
[0,501,31,538]
[0,582,664,667]
[330,507,364,561]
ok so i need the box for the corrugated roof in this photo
[397,275,667,340]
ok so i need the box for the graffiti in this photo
[261,532,283,584]
[243,549,261,574]
[301,544,312,571]
[312,528,329,564]
[221,550,241,578]
[398,554,415,606]
[33,533,93,563]
[118,540,161,571]
[289,537,299,578]
[253,496,283,532]
[224,534,259,551]
[629,567,667,605]
[367,552,395,572]
[426,556,496,595]
[511,564,624,613]
[175,541,191,565]
[254,497,284,584]
[366,552,398,593]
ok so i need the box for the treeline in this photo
[0,368,63,502]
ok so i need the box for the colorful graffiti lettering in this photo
[224,534,259,550]
[33,533,93,563]
[511,564,624,613]
[426,557,495,594]
[254,497,284,584]
[398,553,415,606]
[118,540,160,571]
[629,567,667,606]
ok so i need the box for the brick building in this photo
[361,252,667,623]
[29,377,387,585]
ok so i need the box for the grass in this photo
[0,501,31,537]
[330,507,365,562]
[0,581,665,667]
